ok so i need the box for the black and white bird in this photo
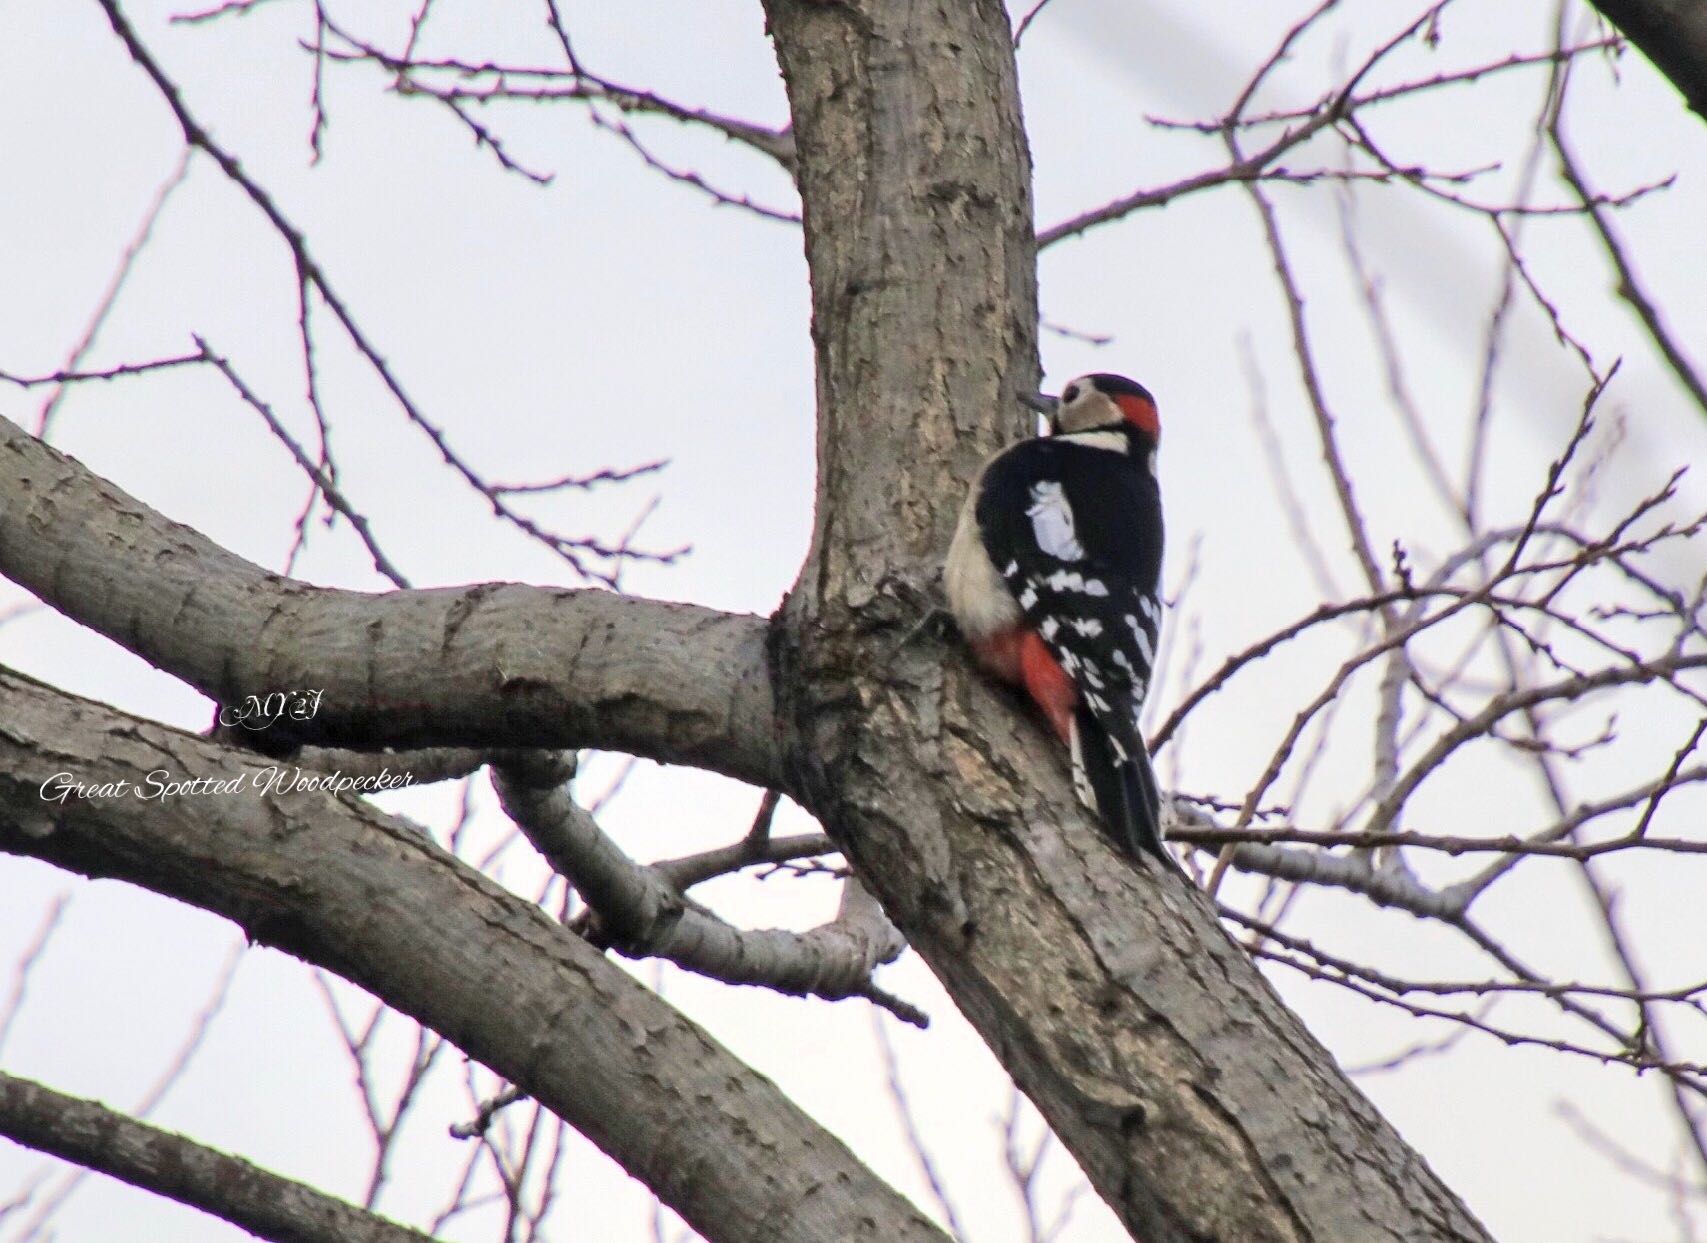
[944,372,1174,870]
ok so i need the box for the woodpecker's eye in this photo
[1062,384,1080,403]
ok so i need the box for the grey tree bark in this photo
[0,2,1504,1241]
[0,414,780,790]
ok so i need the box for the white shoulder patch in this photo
[1026,480,1085,561]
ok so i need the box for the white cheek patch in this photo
[1058,430,1129,455]
[1026,481,1085,561]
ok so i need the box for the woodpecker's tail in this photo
[1069,705,1177,872]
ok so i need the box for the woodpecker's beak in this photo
[1019,389,1059,432]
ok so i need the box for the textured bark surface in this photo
[0,671,947,1243]
[0,414,780,790]
[763,2,1494,1240]
[0,1071,435,1243]
[1587,0,1707,120]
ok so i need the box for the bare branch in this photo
[0,893,71,1061]
[171,0,288,23]
[0,1071,436,1243]
[1194,834,1466,921]
[586,106,800,223]
[93,0,676,584]
[311,11,797,172]
[1011,0,1057,48]
[1236,335,1341,598]
[491,458,670,495]
[652,831,836,891]
[1364,650,1707,837]
[1171,782,1707,860]
[492,763,919,1023]
[30,150,192,439]
[12,939,246,1239]
[1232,164,1387,603]
[873,1012,970,1240]
[196,338,412,588]
[0,352,206,388]
[449,1084,526,1142]
[1038,112,1346,248]
[253,743,561,787]
[1197,39,1623,127]
[1550,70,1707,418]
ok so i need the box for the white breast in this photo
[945,482,1021,641]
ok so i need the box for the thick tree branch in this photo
[491,761,917,1023]
[0,669,947,1243]
[0,412,781,789]
[653,830,836,890]
[263,743,555,786]
[0,1070,434,1243]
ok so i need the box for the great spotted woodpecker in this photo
[944,373,1175,871]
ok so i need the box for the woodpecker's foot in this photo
[873,572,952,661]
[882,604,952,667]
[877,572,947,623]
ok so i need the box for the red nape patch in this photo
[1018,631,1077,745]
[1115,393,1160,437]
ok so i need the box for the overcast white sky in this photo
[2,2,1705,1240]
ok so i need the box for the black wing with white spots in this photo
[973,429,1170,864]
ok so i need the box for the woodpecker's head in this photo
[1032,373,1159,439]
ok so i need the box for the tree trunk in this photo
[764,2,1496,1239]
